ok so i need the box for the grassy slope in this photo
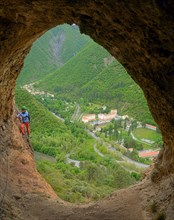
[17,24,91,85]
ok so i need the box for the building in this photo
[82,114,96,123]
[120,115,129,120]
[98,113,105,120]
[145,124,157,131]
[82,109,117,123]
[138,150,159,158]
[98,109,117,121]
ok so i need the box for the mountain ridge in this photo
[18,24,91,85]
[34,38,154,124]
[18,24,155,124]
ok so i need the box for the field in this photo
[132,128,161,142]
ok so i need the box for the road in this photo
[86,129,100,140]
[34,151,81,168]
[35,110,149,172]
[66,154,81,168]
[52,112,65,122]
[93,144,138,173]
[121,155,149,168]
[93,144,104,157]
[71,103,80,122]
[51,110,149,169]
[51,104,80,123]
[23,84,148,170]
[86,129,149,169]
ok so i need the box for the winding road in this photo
[52,112,65,122]
[93,144,104,157]
[86,130,149,169]
[66,154,81,168]
[93,143,139,173]
[35,98,149,170]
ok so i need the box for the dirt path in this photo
[19,184,144,220]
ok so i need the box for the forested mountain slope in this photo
[80,60,153,123]
[36,41,113,97]
[17,24,91,85]
[17,23,154,124]
[15,88,136,203]
[35,40,154,124]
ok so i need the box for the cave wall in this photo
[0,1,174,177]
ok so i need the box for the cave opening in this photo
[1,1,174,219]
[15,23,159,203]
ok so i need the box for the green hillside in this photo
[36,41,112,97]
[15,24,154,204]
[80,60,153,123]
[15,88,136,203]
[17,24,91,85]
[17,23,154,124]
[36,40,154,124]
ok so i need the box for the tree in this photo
[132,120,137,130]
[117,119,122,128]
[114,128,119,139]
[86,164,98,182]
[108,124,113,139]
[141,122,146,128]
[128,126,132,136]
[131,172,141,181]
[118,130,123,142]
[123,119,127,130]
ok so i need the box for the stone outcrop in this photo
[0,1,174,219]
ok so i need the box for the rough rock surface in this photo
[0,1,174,219]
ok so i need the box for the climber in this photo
[17,106,30,137]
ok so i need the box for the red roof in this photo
[139,151,159,157]
[146,124,156,129]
